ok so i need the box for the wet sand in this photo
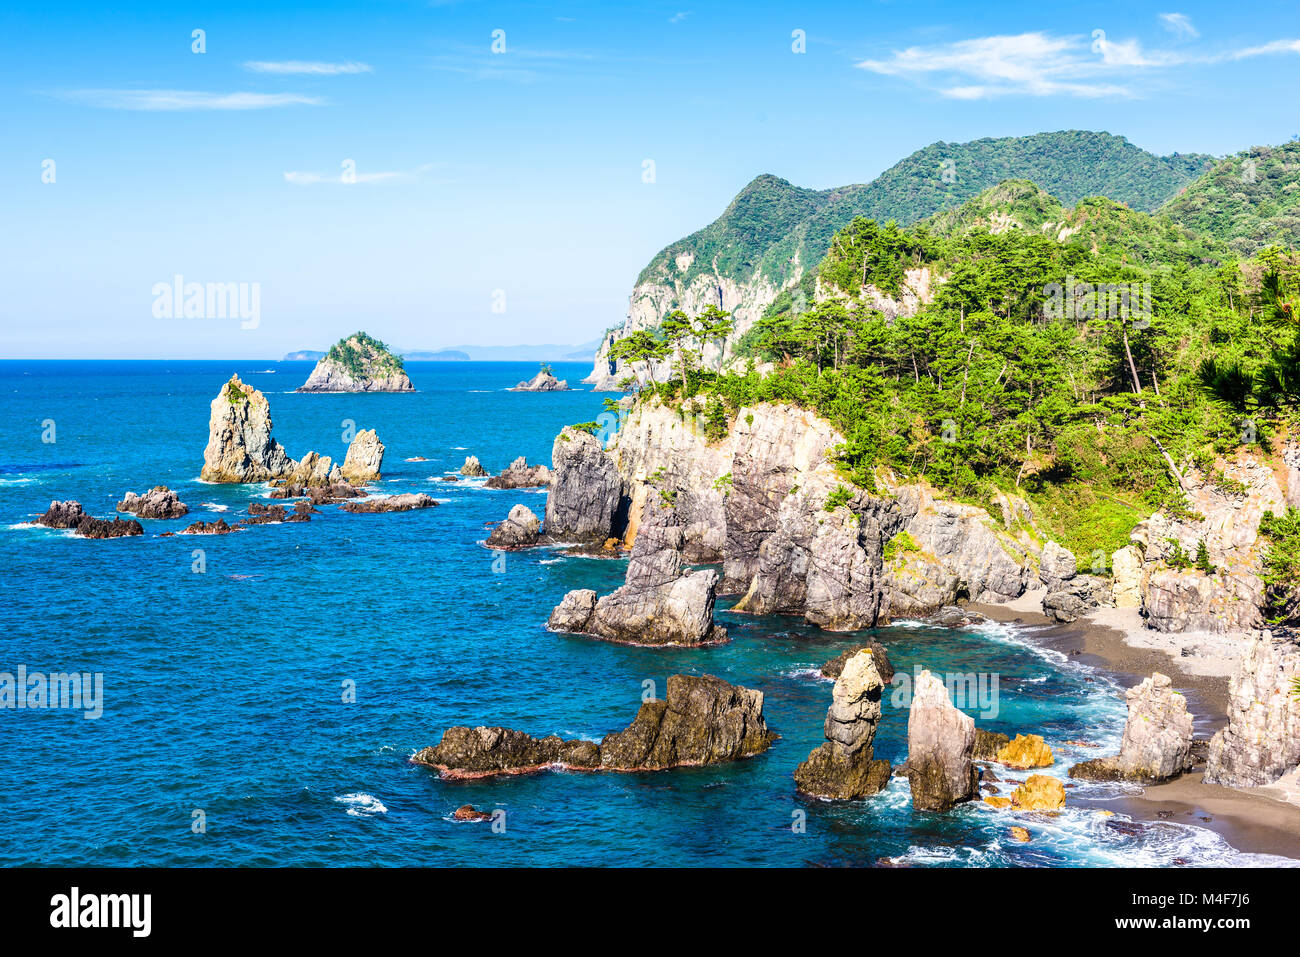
[968,599,1300,861]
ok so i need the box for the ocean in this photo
[0,359,1290,867]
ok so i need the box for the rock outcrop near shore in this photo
[117,486,188,520]
[200,376,297,483]
[510,367,569,392]
[341,493,437,513]
[487,504,540,548]
[544,427,622,544]
[548,502,726,645]
[297,332,414,392]
[795,651,892,800]
[340,429,384,484]
[460,456,488,477]
[412,674,774,778]
[1205,634,1300,787]
[1071,672,1194,783]
[485,457,551,489]
[38,501,144,538]
[1128,458,1286,633]
[906,670,979,811]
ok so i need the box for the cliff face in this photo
[547,399,1037,631]
[298,333,414,393]
[1127,456,1289,634]
[588,269,790,386]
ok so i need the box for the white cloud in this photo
[58,89,324,110]
[1232,38,1300,59]
[857,32,1139,99]
[855,28,1300,99]
[243,60,373,75]
[283,163,435,185]
[1158,13,1198,39]
[669,12,689,24]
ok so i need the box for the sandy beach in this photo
[970,596,1300,861]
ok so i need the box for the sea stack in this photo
[297,332,414,393]
[794,650,893,800]
[1070,673,1194,783]
[906,669,979,812]
[200,375,297,483]
[340,429,385,484]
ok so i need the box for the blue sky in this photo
[4,0,1299,358]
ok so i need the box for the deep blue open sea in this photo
[0,360,1291,867]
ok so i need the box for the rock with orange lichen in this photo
[1012,774,1066,810]
[995,733,1054,769]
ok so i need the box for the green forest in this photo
[613,152,1300,563]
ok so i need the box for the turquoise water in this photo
[0,360,1289,867]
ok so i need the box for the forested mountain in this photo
[635,131,1213,292]
[1162,141,1300,256]
[598,132,1217,386]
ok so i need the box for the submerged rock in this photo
[297,332,414,393]
[340,429,384,484]
[413,674,774,778]
[459,456,488,477]
[246,503,310,524]
[200,375,297,483]
[1205,634,1300,787]
[1071,673,1194,783]
[341,493,437,513]
[906,669,979,811]
[510,367,570,392]
[795,651,892,800]
[72,515,144,539]
[544,427,622,544]
[116,486,188,519]
[485,457,551,489]
[180,518,237,535]
[486,504,541,549]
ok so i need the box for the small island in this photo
[510,363,570,392]
[297,332,415,393]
